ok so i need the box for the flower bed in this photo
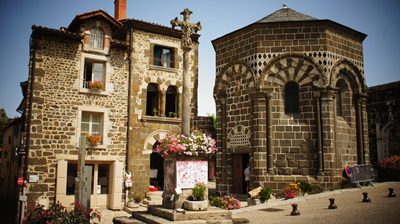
[377,155,400,182]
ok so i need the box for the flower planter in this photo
[378,169,400,182]
[247,198,260,206]
[127,201,140,208]
[183,200,208,211]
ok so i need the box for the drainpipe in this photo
[126,25,133,173]
[20,29,37,224]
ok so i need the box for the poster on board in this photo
[176,160,208,189]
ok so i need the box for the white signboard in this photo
[176,160,208,189]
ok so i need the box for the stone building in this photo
[17,0,209,217]
[367,81,400,166]
[212,5,369,194]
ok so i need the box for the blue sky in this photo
[0,0,399,118]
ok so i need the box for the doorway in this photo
[66,163,110,208]
[150,152,164,190]
[232,153,250,194]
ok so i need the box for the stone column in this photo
[266,92,274,175]
[252,92,268,183]
[171,8,202,136]
[355,95,366,164]
[160,90,166,117]
[314,91,324,175]
[320,90,336,178]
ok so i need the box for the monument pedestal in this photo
[162,154,209,209]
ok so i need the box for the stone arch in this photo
[143,130,170,154]
[330,59,366,94]
[258,53,325,89]
[382,122,400,157]
[213,60,256,97]
[226,125,251,150]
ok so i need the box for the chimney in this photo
[114,0,126,20]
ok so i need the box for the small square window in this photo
[153,45,174,68]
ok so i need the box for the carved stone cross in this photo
[171,8,202,50]
[171,9,202,135]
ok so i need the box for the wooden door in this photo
[232,154,243,194]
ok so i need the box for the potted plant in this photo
[127,192,142,208]
[89,80,103,91]
[259,187,273,203]
[168,112,178,118]
[152,108,158,116]
[183,183,208,211]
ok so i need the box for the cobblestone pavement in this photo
[96,181,400,223]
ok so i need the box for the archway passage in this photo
[150,152,164,190]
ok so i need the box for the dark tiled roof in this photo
[255,7,317,23]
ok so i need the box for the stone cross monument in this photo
[171,8,202,135]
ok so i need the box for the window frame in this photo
[146,83,159,116]
[80,53,109,94]
[89,28,104,49]
[153,45,175,68]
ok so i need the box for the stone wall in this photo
[213,17,368,193]
[23,22,129,209]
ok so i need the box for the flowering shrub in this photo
[86,134,101,145]
[283,182,301,199]
[156,132,217,157]
[378,155,400,170]
[89,80,103,90]
[209,195,241,210]
[23,201,99,224]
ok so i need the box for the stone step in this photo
[133,211,209,224]
[113,216,145,224]
[143,198,162,205]
[147,205,232,222]
[146,191,163,197]
[147,195,163,201]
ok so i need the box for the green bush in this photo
[259,187,272,201]
[298,181,313,194]
[192,182,207,201]
[209,196,224,208]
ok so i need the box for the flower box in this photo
[89,80,103,91]
[183,200,208,211]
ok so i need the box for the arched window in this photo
[146,84,159,116]
[285,81,299,113]
[90,28,104,49]
[165,86,178,117]
[336,79,348,117]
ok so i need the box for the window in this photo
[336,79,348,117]
[83,60,105,90]
[165,86,178,117]
[89,28,104,49]
[284,81,299,113]
[146,84,159,116]
[81,112,102,143]
[154,45,174,68]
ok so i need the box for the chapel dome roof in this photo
[255,5,317,23]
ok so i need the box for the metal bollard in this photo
[388,188,396,197]
[362,192,371,202]
[328,198,337,209]
[290,203,300,215]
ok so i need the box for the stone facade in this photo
[212,7,369,194]
[18,6,204,216]
[367,81,400,166]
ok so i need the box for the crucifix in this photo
[171,8,202,136]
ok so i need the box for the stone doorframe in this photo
[143,130,170,154]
